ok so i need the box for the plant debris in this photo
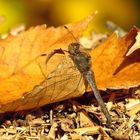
[0,88,139,139]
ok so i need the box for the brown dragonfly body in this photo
[67,42,112,125]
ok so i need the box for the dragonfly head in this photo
[68,43,80,55]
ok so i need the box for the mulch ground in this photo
[0,87,139,140]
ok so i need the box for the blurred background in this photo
[0,0,140,34]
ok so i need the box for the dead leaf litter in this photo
[0,14,140,139]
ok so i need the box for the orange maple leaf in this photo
[0,14,94,112]
[90,27,140,90]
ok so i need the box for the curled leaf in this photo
[90,27,140,90]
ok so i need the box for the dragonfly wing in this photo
[40,56,85,104]
[1,56,85,112]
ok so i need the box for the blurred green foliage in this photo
[0,0,27,34]
[0,0,139,34]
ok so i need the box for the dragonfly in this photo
[43,26,112,125]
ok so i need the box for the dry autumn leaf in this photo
[0,14,95,113]
[90,26,140,90]
[126,27,140,56]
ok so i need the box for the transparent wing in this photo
[39,56,85,104]
[1,56,85,112]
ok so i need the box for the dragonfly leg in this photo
[45,48,65,64]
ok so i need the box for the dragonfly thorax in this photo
[68,43,91,73]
